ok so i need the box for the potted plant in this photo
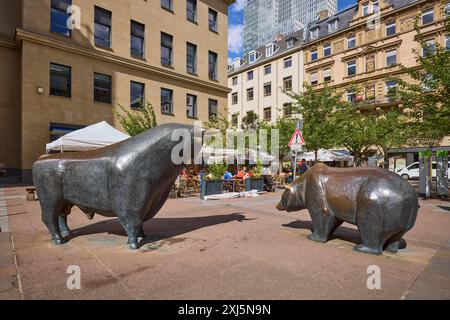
[201,162,226,199]
[246,159,264,192]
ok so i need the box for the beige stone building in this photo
[228,31,304,127]
[0,0,233,182]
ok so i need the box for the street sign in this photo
[288,128,305,147]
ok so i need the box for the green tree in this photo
[289,84,343,160]
[114,101,157,136]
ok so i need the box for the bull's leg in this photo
[117,214,141,250]
[42,205,65,245]
[384,231,406,253]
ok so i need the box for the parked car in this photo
[396,161,450,180]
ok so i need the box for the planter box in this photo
[201,180,223,199]
[246,178,263,192]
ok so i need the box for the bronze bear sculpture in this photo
[33,123,200,249]
[276,164,419,255]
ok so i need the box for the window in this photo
[208,51,218,80]
[94,73,112,104]
[232,92,238,104]
[323,68,331,82]
[247,70,254,80]
[284,56,293,68]
[283,103,292,117]
[232,114,238,127]
[287,39,294,48]
[283,76,292,91]
[422,9,434,25]
[386,22,396,37]
[446,35,450,51]
[264,64,272,75]
[208,99,218,120]
[161,0,173,11]
[247,88,254,101]
[323,44,331,57]
[161,88,173,114]
[209,8,218,32]
[362,2,369,16]
[422,39,435,57]
[310,71,318,85]
[130,81,145,109]
[347,89,357,103]
[347,60,356,76]
[186,94,197,118]
[161,32,173,66]
[187,0,197,22]
[131,20,145,58]
[446,3,450,17]
[385,81,397,100]
[266,44,275,56]
[51,0,71,36]
[310,28,319,40]
[264,82,272,96]
[248,51,257,64]
[264,107,271,121]
[311,50,318,61]
[386,49,397,67]
[347,35,356,49]
[366,55,375,72]
[232,76,237,86]
[328,20,338,33]
[186,42,197,74]
[373,1,379,14]
[50,63,71,97]
[94,7,112,48]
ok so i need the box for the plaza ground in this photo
[0,186,449,300]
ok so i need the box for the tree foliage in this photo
[114,101,157,136]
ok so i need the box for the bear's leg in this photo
[354,221,383,255]
[307,209,338,243]
[117,214,141,250]
[58,215,72,237]
[384,231,406,253]
[138,226,146,239]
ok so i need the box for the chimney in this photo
[317,10,329,21]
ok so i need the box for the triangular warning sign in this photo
[288,128,305,146]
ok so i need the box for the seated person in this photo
[236,167,247,179]
[223,171,232,180]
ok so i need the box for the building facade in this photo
[0,0,233,181]
[230,0,450,165]
[243,0,337,54]
[228,31,304,127]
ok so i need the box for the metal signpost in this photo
[288,127,305,180]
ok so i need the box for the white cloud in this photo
[228,23,243,54]
[231,0,246,12]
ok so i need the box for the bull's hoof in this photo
[354,244,382,255]
[307,233,327,243]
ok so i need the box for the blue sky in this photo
[228,0,357,63]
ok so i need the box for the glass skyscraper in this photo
[243,0,337,54]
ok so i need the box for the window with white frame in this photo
[323,44,331,57]
[347,89,357,103]
[264,64,272,75]
[263,107,272,121]
[362,2,370,16]
[247,70,254,80]
[310,71,318,85]
[311,50,318,61]
[186,94,197,119]
[247,87,254,101]
[347,35,356,49]
[232,76,237,86]
[422,9,434,25]
[386,49,397,67]
[310,27,319,40]
[232,92,238,104]
[422,39,436,57]
[373,1,379,14]
[323,68,332,82]
[264,82,272,96]
[248,51,258,64]
[347,60,356,76]
[328,19,338,33]
[385,81,397,101]
[287,38,294,48]
[284,56,293,68]
[446,3,450,17]
[386,22,396,36]
[266,44,275,57]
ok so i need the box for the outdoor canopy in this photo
[46,121,130,153]
[299,149,354,162]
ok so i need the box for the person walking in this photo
[299,159,309,175]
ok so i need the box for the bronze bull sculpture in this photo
[33,123,200,249]
[277,164,419,255]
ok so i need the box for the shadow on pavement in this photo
[69,213,251,246]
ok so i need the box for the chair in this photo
[0,163,6,178]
